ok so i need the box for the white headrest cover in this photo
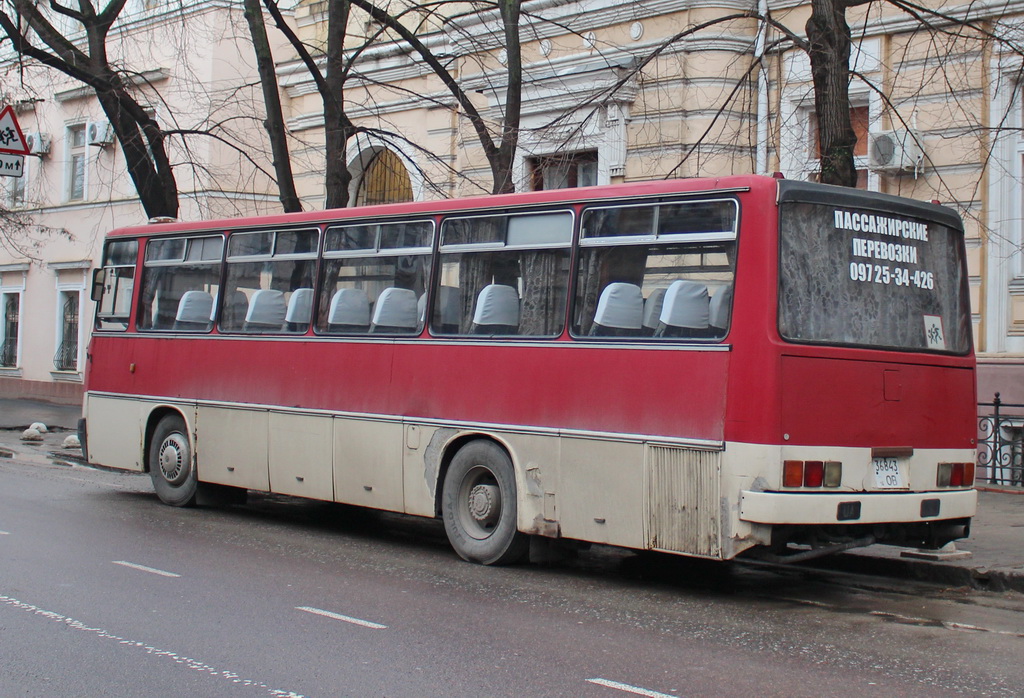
[285,288,314,324]
[176,290,214,324]
[709,284,733,328]
[372,287,419,328]
[594,282,643,330]
[660,280,710,329]
[245,289,287,326]
[328,288,370,325]
[472,284,520,326]
[642,288,667,330]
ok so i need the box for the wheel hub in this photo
[468,483,500,527]
[158,434,188,484]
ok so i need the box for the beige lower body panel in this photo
[84,394,146,472]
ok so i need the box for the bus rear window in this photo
[778,202,971,354]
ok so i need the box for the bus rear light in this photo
[804,460,824,487]
[782,460,842,488]
[937,462,975,488]
[783,460,804,487]
[823,461,843,487]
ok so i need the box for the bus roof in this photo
[105,175,779,238]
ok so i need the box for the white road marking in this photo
[586,678,679,698]
[112,561,181,578]
[0,530,9,535]
[0,593,303,697]
[295,606,387,629]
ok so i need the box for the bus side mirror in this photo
[91,268,105,302]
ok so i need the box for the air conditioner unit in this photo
[86,121,115,147]
[868,129,923,173]
[23,132,50,156]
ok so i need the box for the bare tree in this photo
[243,0,302,212]
[0,0,179,218]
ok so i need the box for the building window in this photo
[53,291,80,371]
[1,293,20,368]
[529,151,598,191]
[6,157,27,207]
[354,149,412,206]
[67,124,86,201]
[807,105,869,189]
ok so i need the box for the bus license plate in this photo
[872,457,905,489]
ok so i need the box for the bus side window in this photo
[221,228,319,335]
[315,220,433,336]
[432,211,572,337]
[574,198,737,341]
[137,235,222,332]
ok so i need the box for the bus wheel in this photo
[442,440,529,565]
[149,414,198,507]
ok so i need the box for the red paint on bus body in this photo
[84,175,975,453]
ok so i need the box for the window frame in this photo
[66,123,87,202]
[570,197,739,342]
[138,234,226,333]
[432,209,575,338]
[220,227,320,335]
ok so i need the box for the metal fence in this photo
[977,393,1024,487]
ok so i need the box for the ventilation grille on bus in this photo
[646,445,722,558]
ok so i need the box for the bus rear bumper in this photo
[739,488,977,525]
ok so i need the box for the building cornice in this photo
[54,68,170,103]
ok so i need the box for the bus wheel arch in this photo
[145,409,198,507]
[439,436,529,565]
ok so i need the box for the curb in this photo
[819,550,1024,593]
[975,485,1024,495]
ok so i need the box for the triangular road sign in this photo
[0,105,29,155]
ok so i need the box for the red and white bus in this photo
[82,175,977,564]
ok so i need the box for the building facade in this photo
[3,0,1024,404]
[282,0,1022,400]
[0,0,287,403]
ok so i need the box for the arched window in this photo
[354,149,413,206]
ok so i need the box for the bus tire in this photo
[149,414,198,507]
[442,440,529,565]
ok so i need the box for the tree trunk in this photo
[243,0,302,213]
[323,0,354,209]
[492,0,522,194]
[806,0,858,187]
[97,91,179,220]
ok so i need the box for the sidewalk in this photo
[0,397,81,430]
[828,489,1024,593]
[0,398,1020,591]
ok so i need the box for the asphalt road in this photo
[2,456,1023,697]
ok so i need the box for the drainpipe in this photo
[755,0,769,174]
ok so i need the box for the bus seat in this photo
[327,288,370,332]
[244,289,287,330]
[285,287,314,331]
[370,287,419,333]
[472,284,519,334]
[435,286,462,333]
[591,282,643,336]
[217,290,249,329]
[641,288,667,336]
[174,290,214,330]
[657,280,710,337]
[709,284,733,334]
